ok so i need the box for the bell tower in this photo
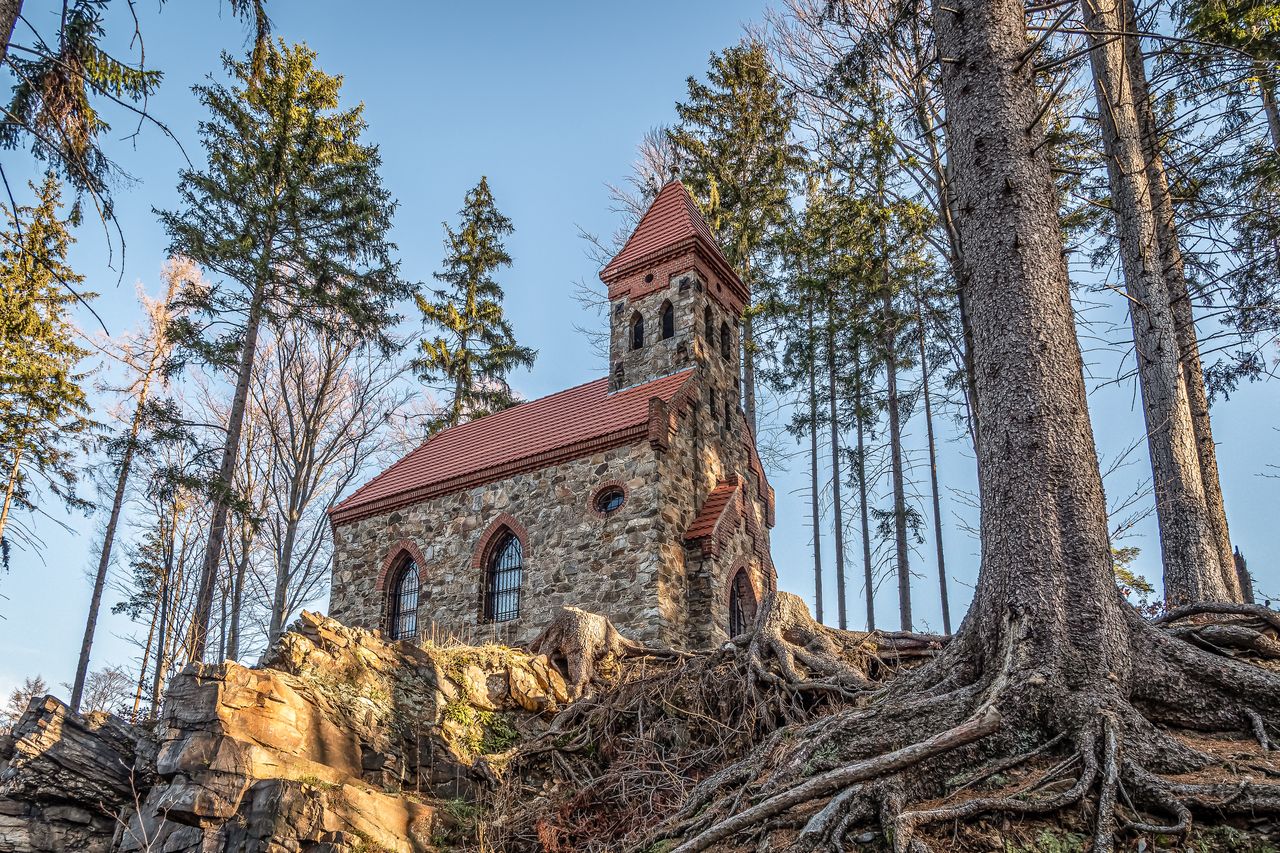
[599,181,748,404]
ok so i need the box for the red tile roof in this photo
[684,476,741,550]
[329,370,696,525]
[599,181,745,305]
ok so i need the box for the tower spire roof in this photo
[599,181,745,308]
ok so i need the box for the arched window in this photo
[728,568,758,636]
[724,399,733,425]
[720,322,732,360]
[483,531,523,623]
[386,558,420,641]
[660,300,675,340]
[630,312,645,350]
[703,305,714,340]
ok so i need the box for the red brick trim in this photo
[724,560,761,615]
[471,513,529,571]
[587,479,630,518]
[647,397,671,450]
[375,539,429,591]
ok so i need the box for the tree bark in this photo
[188,280,269,662]
[1081,0,1231,605]
[226,520,251,660]
[1119,0,1239,602]
[826,321,848,630]
[0,0,21,63]
[808,309,824,624]
[931,0,1124,684]
[70,340,167,712]
[854,357,875,632]
[917,302,952,635]
[1258,68,1280,155]
[0,447,21,546]
[881,286,912,631]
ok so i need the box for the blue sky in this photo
[1,1,1276,701]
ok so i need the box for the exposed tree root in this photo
[493,600,1280,852]
[526,605,686,699]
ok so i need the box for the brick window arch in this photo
[473,515,528,623]
[660,300,675,340]
[377,541,428,641]
[727,564,759,637]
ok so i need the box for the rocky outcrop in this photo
[0,611,573,853]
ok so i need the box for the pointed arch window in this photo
[660,300,675,340]
[630,312,645,350]
[728,568,758,637]
[386,557,420,641]
[720,322,732,360]
[703,305,714,340]
[483,531,524,623]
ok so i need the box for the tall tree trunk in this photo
[930,0,1123,690]
[1258,68,1280,154]
[808,309,824,624]
[826,322,848,631]
[881,287,912,631]
[188,281,268,661]
[149,500,178,716]
[0,0,21,62]
[226,520,251,660]
[71,354,165,711]
[854,357,875,632]
[267,516,300,643]
[1081,0,1230,605]
[0,446,23,546]
[1119,0,1239,601]
[131,600,159,720]
[917,303,952,635]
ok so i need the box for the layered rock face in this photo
[0,611,570,853]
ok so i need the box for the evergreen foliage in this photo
[414,176,535,434]
[157,40,408,660]
[0,173,95,566]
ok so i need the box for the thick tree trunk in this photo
[188,281,268,661]
[1119,0,1239,602]
[881,287,912,631]
[917,304,952,635]
[0,0,21,62]
[854,362,875,632]
[1081,0,1231,605]
[932,0,1124,680]
[268,514,299,642]
[808,310,824,624]
[826,323,848,630]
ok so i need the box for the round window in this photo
[594,486,625,515]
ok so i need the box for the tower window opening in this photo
[630,312,645,350]
[660,300,674,340]
[703,305,714,340]
[720,322,732,360]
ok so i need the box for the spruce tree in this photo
[414,177,535,434]
[0,173,95,567]
[157,41,408,661]
[669,40,800,431]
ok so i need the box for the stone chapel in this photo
[327,181,776,649]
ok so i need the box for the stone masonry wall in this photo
[330,443,668,647]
